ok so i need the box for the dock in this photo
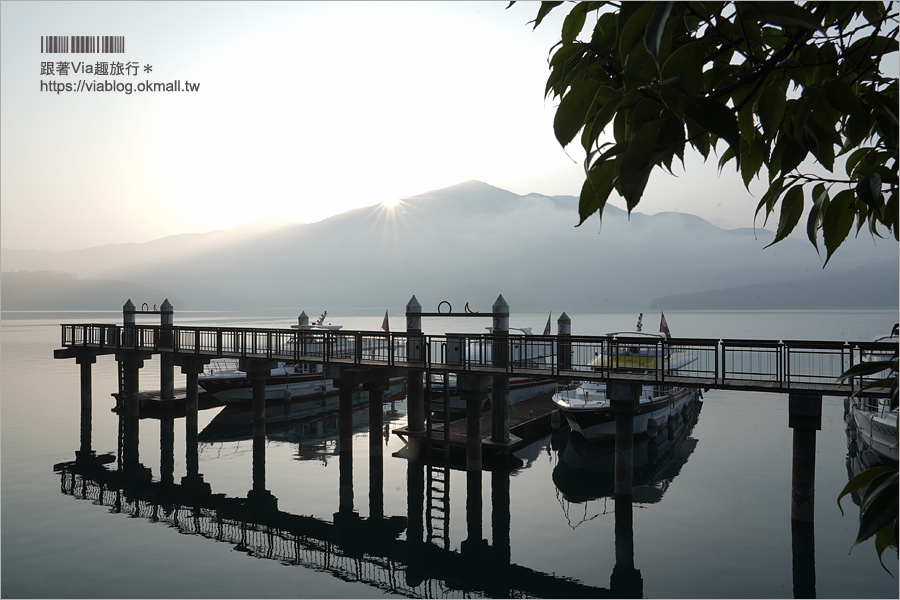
[110,387,223,418]
[393,393,559,459]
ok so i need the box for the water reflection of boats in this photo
[845,412,900,553]
[199,380,406,444]
[552,396,702,525]
[552,313,699,441]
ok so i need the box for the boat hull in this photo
[200,370,334,404]
[850,400,898,464]
[559,387,697,441]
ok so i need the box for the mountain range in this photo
[2,180,897,313]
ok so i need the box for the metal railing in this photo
[59,324,897,397]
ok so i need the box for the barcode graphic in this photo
[41,36,125,54]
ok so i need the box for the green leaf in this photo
[619,2,658,59]
[856,471,898,543]
[856,173,884,211]
[822,189,855,265]
[644,1,674,69]
[531,1,564,30]
[661,41,704,96]
[758,77,786,136]
[765,185,804,247]
[583,95,622,151]
[806,185,828,253]
[874,523,896,575]
[554,81,602,147]
[562,2,589,43]
[685,98,741,155]
[618,119,661,211]
[838,467,896,515]
[741,134,765,189]
[577,158,617,225]
[824,80,860,116]
[755,178,785,224]
[773,134,808,175]
[840,360,898,381]
[743,1,820,30]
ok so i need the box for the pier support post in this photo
[405,459,425,587]
[77,353,96,413]
[789,393,822,522]
[118,412,151,483]
[459,374,490,473]
[241,359,277,507]
[406,296,425,449]
[490,294,510,448]
[611,493,643,598]
[491,468,511,565]
[609,382,641,495]
[160,415,175,487]
[462,468,487,560]
[159,299,175,401]
[557,312,572,374]
[116,352,149,417]
[365,373,389,521]
[333,368,367,517]
[75,352,97,462]
[175,356,212,494]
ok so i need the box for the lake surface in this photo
[2,308,898,598]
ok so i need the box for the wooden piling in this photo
[789,393,822,523]
[490,295,510,447]
[609,382,641,495]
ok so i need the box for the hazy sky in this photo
[3,1,777,251]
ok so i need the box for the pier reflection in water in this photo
[55,384,833,599]
[55,376,696,599]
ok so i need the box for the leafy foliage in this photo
[837,324,898,572]
[838,466,898,574]
[521,1,899,264]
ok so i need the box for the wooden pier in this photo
[394,394,558,459]
[54,295,897,533]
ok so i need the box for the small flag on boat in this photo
[660,311,671,339]
[543,312,551,336]
[381,310,389,332]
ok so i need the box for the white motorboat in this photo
[552,313,699,441]
[199,311,340,404]
[848,325,898,464]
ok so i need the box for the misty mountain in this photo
[2,180,897,312]
[650,262,899,310]
[0,271,180,311]
[0,217,299,278]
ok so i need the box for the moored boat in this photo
[551,312,700,441]
[847,325,898,464]
[199,311,341,404]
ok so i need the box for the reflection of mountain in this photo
[552,398,702,510]
[5,180,897,311]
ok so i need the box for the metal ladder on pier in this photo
[425,372,452,457]
[426,464,450,549]
[116,361,127,408]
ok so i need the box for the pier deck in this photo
[394,393,558,458]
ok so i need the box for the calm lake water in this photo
[2,308,898,598]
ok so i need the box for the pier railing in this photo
[59,324,897,397]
